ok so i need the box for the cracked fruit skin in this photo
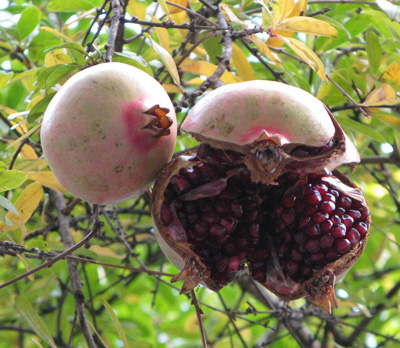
[151,81,370,313]
[41,62,177,204]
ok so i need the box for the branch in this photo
[191,290,208,348]
[237,276,322,348]
[51,191,98,348]
[103,0,124,62]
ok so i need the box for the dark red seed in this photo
[319,233,334,248]
[315,183,329,195]
[227,256,241,272]
[220,217,236,233]
[334,208,346,216]
[354,222,368,237]
[305,190,322,204]
[249,223,260,242]
[348,209,362,220]
[231,202,243,217]
[281,208,295,225]
[294,202,305,213]
[302,265,314,279]
[312,212,329,224]
[251,269,266,282]
[331,215,341,225]
[197,162,216,179]
[203,213,218,225]
[308,252,325,266]
[331,223,346,238]
[210,225,226,237]
[306,239,320,253]
[180,166,201,183]
[246,209,258,222]
[306,224,321,237]
[253,250,268,260]
[219,189,237,201]
[321,201,335,214]
[346,228,361,247]
[321,220,333,233]
[185,202,198,214]
[339,196,352,209]
[331,190,340,198]
[161,204,172,226]
[224,243,236,255]
[299,216,311,229]
[188,214,199,224]
[215,257,229,273]
[194,222,208,234]
[323,193,336,202]
[294,231,307,244]
[171,175,191,193]
[289,248,303,261]
[304,205,318,216]
[281,194,296,207]
[326,249,340,262]
[286,260,300,275]
[341,214,354,229]
[216,202,230,215]
[334,239,351,254]
[359,208,370,220]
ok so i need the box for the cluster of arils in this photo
[152,81,370,312]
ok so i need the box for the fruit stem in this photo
[191,290,208,348]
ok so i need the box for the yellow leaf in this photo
[279,0,296,19]
[90,245,124,259]
[0,104,17,115]
[0,183,43,232]
[268,0,283,26]
[362,84,399,106]
[28,171,66,193]
[219,3,248,26]
[167,0,188,13]
[251,34,282,66]
[185,77,206,85]
[231,44,255,81]
[276,17,337,37]
[284,37,327,81]
[370,111,400,131]
[162,83,181,93]
[45,49,73,67]
[158,0,171,18]
[151,16,170,50]
[180,59,241,84]
[14,143,38,160]
[6,124,41,150]
[382,61,400,84]
[40,26,74,42]
[126,0,147,20]
[144,33,180,86]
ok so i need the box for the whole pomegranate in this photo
[151,81,370,313]
[41,62,177,204]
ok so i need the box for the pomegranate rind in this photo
[182,81,334,147]
[41,62,177,204]
[152,152,222,292]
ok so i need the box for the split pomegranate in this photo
[151,81,370,312]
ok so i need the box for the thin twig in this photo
[191,290,208,348]
[103,0,123,62]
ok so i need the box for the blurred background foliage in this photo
[0,0,400,347]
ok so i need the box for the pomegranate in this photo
[41,62,177,204]
[151,81,370,313]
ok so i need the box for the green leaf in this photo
[144,33,180,86]
[47,0,102,12]
[45,64,79,89]
[25,239,51,252]
[0,195,19,215]
[17,6,41,39]
[366,31,382,74]
[0,71,14,90]
[335,115,387,143]
[112,52,154,76]
[102,300,131,348]
[15,296,57,348]
[28,92,56,123]
[0,170,28,192]
[0,209,12,226]
[44,42,89,57]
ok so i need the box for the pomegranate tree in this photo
[41,62,177,204]
[151,81,370,313]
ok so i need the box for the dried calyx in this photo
[151,81,370,313]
